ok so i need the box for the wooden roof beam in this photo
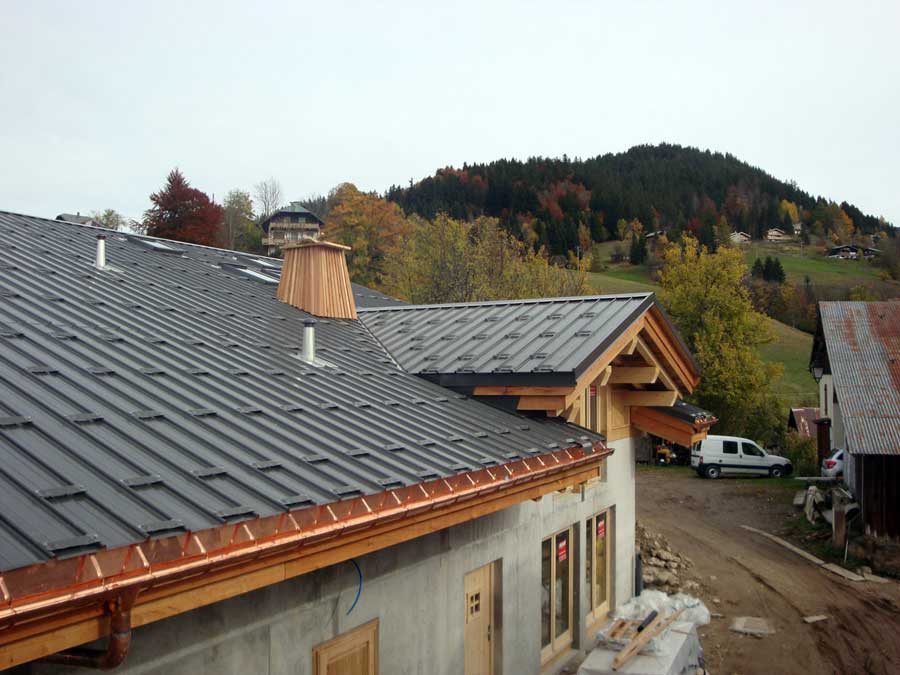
[634,336,678,395]
[619,390,678,407]
[608,366,659,384]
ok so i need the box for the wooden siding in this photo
[277,241,358,319]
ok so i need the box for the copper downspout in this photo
[41,590,137,670]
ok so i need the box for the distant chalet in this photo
[260,201,325,256]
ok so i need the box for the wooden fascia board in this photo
[0,456,607,670]
[619,390,678,407]
[643,308,698,391]
[473,385,574,397]
[517,395,568,411]
[608,367,659,384]
[631,408,696,447]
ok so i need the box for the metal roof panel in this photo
[819,301,900,455]
[0,211,599,572]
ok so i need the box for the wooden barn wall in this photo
[860,456,900,538]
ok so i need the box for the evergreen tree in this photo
[781,211,795,235]
[699,221,718,253]
[751,258,765,278]
[629,234,648,265]
[763,257,777,281]
[772,258,786,284]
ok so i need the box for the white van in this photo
[691,435,792,479]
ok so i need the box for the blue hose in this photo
[346,559,362,615]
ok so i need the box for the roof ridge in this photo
[357,292,654,313]
[0,209,285,262]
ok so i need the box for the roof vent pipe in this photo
[95,234,107,270]
[303,319,316,363]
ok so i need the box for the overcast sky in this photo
[1,1,898,224]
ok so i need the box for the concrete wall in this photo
[25,439,635,675]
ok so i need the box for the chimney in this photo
[277,241,358,320]
[95,234,107,270]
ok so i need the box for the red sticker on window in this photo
[557,538,568,562]
[597,519,606,540]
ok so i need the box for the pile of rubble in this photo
[637,521,701,594]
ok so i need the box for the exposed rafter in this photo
[609,366,659,384]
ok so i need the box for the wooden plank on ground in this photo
[739,525,825,565]
[612,608,684,671]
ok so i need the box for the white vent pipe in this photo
[303,319,316,363]
[95,234,107,270]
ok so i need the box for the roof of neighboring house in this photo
[730,231,750,238]
[768,228,786,234]
[812,301,900,455]
[359,293,696,388]
[56,213,99,226]
[0,210,598,572]
[259,202,325,233]
[788,407,820,438]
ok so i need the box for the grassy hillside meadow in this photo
[741,241,890,287]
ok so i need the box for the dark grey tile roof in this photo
[358,294,654,387]
[818,301,900,456]
[0,211,598,572]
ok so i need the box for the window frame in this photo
[585,509,614,628]
[540,525,575,665]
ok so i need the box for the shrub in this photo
[783,431,818,476]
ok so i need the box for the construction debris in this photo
[612,609,685,670]
[803,615,828,624]
[729,616,775,637]
[637,522,702,594]
[804,486,824,524]
[611,590,711,627]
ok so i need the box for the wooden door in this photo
[464,563,494,675]
[313,620,378,675]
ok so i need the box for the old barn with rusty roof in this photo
[0,210,709,674]
[810,300,900,537]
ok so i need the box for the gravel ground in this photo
[636,467,900,675]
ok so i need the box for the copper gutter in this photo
[41,590,137,669]
[0,443,608,633]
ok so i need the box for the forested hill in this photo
[385,144,889,255]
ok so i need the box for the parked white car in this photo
[691,435,793,479]
[821,449,845,478]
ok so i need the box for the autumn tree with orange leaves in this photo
[143,169,224,246]
[323,183,413,287]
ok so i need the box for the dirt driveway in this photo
[637,468,900,675]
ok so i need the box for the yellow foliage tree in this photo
[323,183,412,287]
[658,235,784,443]
[778,199,799,225]
[383,214,589,304]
